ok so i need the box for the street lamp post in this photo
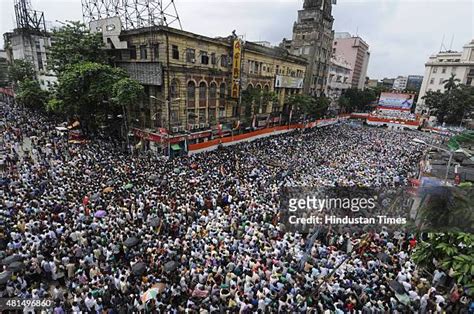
[412,138,453,184]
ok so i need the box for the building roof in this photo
[121,26,307,65]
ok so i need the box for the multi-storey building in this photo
[326,55,352,111]
[381,77,396,90]
[417,39,474,113]
[280,0,335,96]
[406,75,423,91]
[332,32,370,90]
[392,76,408,91]
[97,22,307,150]
[366,79,379,89]
[3,29,57,90]
[0,50,8,87]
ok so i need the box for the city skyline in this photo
[0,0,472,80]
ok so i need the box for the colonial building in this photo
[280,0,335,96]
[417,39,474,114]
[97,22,307,151]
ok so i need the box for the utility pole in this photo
[165,29,172,155]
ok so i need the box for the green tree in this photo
[8,59,36,86]
[16,79,49,109]
[241,89,257,119]
[312,96,330,118]
[423,84,474,124]
[48,21,107,74]
[51,62,128,127]
[338,96,350,113]
[412,233,474,296]
[443,73,461,92]
[112,77,145,108]
[286,94,315,116]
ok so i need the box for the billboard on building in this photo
[231,39,242,98]
[275,75,304,89]
[378,92,414,109]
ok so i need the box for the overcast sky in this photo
[1,0,473,79]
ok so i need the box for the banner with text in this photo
[231,39,242,98]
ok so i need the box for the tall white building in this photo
[392,76,408,90]
[416,39,474,114]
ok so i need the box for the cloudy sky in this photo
[1,0,472,79]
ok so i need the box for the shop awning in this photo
[170,144,181,151]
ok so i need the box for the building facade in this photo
[406,75,423,91]
[366,79,379,89]
[326,55,352,111]
[332,32,370,90]
[3,29,57,90]
[392,76,408,91]
[102,25,307,145]
[280,0,335,96]
[417,39,474,113]
[0,50,8,87]
[381,77,395,90]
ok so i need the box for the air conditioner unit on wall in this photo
[194,124,200,129]
[172,127,179,133]
[200,123,205,128]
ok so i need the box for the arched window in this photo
[247,84,253,91]
[199,82,207,107]
[219,83,226,107]
[170,79,179,99]
[209,82,217,107]
[187,81,195,107]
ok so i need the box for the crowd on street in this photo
[1,99,471,313]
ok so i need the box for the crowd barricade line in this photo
[188,117,345,152]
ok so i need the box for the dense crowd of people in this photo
[1,99,471,313]
[371,109,417,122]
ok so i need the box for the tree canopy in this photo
[8,59,36,86]
[286,94,329,119]
[241,88,277,118]
[422,76,473,124]
[413,232,474,296]
[48,21,107,74]
[112,78,145,108]
[338,88,378,113]
[16,79,49,109]
[52,62,128,116]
